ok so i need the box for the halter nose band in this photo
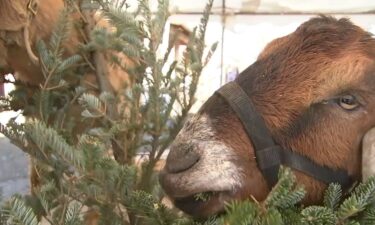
[216,81,354,190]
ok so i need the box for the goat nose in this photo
[166,143,200,173]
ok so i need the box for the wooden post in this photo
[0,83,4,96]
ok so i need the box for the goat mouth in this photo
[173,191,233,218]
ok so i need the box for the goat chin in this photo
[362,127,375,181]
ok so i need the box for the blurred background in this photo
[2,0,375,199]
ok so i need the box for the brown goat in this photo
[160,16,375,218]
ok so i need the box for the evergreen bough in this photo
[220,167,375,225]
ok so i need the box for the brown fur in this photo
[1,0,132,88]
[160,16,375,217]
[0,0,29,32]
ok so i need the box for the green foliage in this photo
[220,167,302,225]
[324,184,342,210]
[0,0,215,224]
[219,168,375,225]
[2,196,40,225]
[222,201,258,225]
[263,168,306,209]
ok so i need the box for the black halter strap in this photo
[216,81,354,189]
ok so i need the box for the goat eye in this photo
[338,95,359,110]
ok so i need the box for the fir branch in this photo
[64,201,83,225]
[26,120,84,170]
[221,200,258,225]
[301,206,336,225]
[324,183,342,210]
[50,9,72,57]
[7,197,40,225]
[337,177,375,221]
[264,167,306,209]
[360,207,375,225]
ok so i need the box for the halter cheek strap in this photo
[216,81,354,189]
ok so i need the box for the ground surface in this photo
[0,136,29,200]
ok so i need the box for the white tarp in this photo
[126,0,375,14]
[254,0,375,13]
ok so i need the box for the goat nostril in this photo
[166,143,200,173]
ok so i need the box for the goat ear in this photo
[362,127,375,181]
[0,1,28,31]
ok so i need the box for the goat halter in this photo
[216,81,354,190]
